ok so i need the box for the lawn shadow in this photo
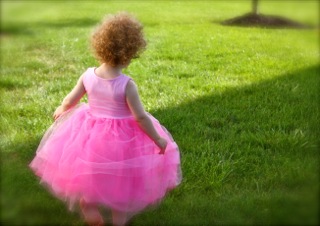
[1,18,98,37]
[146,64,319,225]
[152,64,319,154]
[1,134,84,226]
[1,65,319,225]
[37,18,98,29]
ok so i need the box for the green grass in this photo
[1,1,319,225]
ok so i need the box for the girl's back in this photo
[83,67,132,118]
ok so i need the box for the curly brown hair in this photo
[91,12,147,67]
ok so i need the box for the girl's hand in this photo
[53,106,66,120]
[156,137,167,155]
[53,74,86,121]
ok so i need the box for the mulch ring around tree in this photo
[221,13,314,29]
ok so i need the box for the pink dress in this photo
[29,68,181,218]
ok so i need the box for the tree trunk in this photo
[252,0,259,15]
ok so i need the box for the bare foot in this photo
[80,198,104,226]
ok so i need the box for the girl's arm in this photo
[53,75,86,120]
[126,80,167,154]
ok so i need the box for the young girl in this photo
[29,12,181,226]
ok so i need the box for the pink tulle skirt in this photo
[29,104,181,217]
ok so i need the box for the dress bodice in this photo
[82,68,132,118]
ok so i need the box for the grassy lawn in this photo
[1,1,319,225]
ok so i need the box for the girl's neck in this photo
[95,63,124,79]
